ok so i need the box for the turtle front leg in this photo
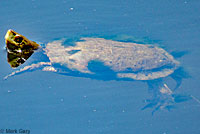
[4,62,52,80]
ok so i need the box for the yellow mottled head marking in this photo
[5,29,39,52]
[5,29,40,68]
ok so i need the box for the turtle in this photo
[4,29,191,113]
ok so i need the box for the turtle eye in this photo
[14,36,23,43]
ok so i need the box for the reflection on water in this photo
[4,31,193,114]
[7,50,34,68]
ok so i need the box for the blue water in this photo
[0,0,200,134]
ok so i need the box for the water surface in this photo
[0,0,200,134]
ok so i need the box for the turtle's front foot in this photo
[4,62,52,80]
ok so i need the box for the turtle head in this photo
[5,29,40,68]
[5,29,40,52]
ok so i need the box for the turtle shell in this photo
[45,38,179,80]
